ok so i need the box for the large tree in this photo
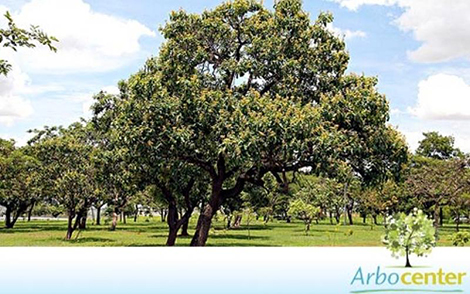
[103,0,407,246]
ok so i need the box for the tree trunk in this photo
[335,206,341,224]
[180,207,195,237]
[439,207,443,227]
[456,214,460,232]
[373,214,378,225]
[160,208,166,222]
[167,226,178,246]
[11,212,20,228]
[79,212,87,230]
[166,199,179,246]
[134,205,139,222]
[27,202,35,222]
[122,212,126,224]
[96,206,102,226]
[405,247,412,268]
[190,203,216,246]
[110,211,118,231]
[232,215,242,228]
[226,215,232,229]
[347,207,353,225]
[6,206,28,229]
[343,182,349,225]
[190,188,222,247]
[181,217,190,236]
[433,204,440,234]
[4,206,12,228]
[190,165,245,246]
[66,213,75,240]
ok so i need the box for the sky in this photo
[0,0,469,152]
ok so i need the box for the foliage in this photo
[297,176,347,224]
[416,132,462,160]
[449,192,470,231]
[98,0,408,246]
[358,180,408,224]
[28,123,95,239]
[242,173,289,223]
[0,11,58,75]
[406,156,469,230]
[288,199,320,234]
[383,209,436,267]
[0,139,40,228]
[451,232,470,247]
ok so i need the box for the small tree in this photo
[383,209,436,268]
[288,199,320,235]
[29,124,95,240]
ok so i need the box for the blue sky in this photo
[1,0,470,151]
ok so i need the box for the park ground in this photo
[0,216,467,247]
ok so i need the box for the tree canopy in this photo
[97,0,408,246]
[416,131,462,160]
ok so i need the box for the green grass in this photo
[0,216,467,246]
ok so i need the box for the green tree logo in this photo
[383,209,436,268]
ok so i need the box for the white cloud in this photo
[0,0,154,128]
[65,85,120,118]
[10,0,155,73]
[327,23,367,41]
[0,67,34,125]
[399,122,470,153]
[331,0,397,11]
[408,74,470,120]
[390,108,403,115]
[332,0,470,63]
[399,130,422,152]
[101,86,119,95]
[0,132,34,147]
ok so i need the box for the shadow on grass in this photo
[102,224,169,233]
[61,237,116,244]
[209,234,269,241]
[292,228,341,234]
[149,233,170,239]
[212,224,285,231]
[0,224,67,233]
[206,243,277,247]
[0,222,171,234]
[125,243,167,247]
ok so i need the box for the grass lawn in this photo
[0,216,467,246]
